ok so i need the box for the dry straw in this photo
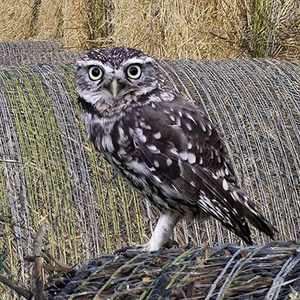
[0,0,299,59]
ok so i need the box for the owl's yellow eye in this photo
[88,66,103,80]
[126,64,141,79]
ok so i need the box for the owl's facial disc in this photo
[75,49,159,112]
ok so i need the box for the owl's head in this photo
[75,47,165,117]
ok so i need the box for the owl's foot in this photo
[115,212,181,253]
[140,239,178,252]
[114,243,152,255]
[114,238,178,255]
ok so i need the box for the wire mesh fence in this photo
[0,40,299,298]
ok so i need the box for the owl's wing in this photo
[132,98,275,244]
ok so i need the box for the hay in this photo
[0,1,299,59]
[0,40,80,67]
[3,226,300,299]
[110,0,247,59]
[0,42,299,298]
[42,242,300,299]
[0,1,35,41]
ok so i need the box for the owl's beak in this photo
[108,79,124,97]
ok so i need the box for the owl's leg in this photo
[145,212,181,251]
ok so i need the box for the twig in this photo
[0,275,32,299]
[32,222,46,300]
[42,251,74,272]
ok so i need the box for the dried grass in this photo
[33,0,63,40]
[250,0,300,58]
[0,1,35,40]
[110,0,237,59]
[0,0,299,59]
[3,232,300,299]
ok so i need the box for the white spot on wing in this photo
[170,148,178,155]
[136,128,143,136]
[127,160,150,176]
[222,179,229,191]
[200,122,206,132]
[153,132,161,139]
[185,113,196,124]
[170,115,175,122]
[140,121,151,130]
[216,168,225,177]
[139,135,147,143]
[153,175,162,183]
[179,151,188,160]
[166,158,172,166]
[231,190,240,201]
[146,144,160,153]
[186,123,192,131]
[129,127,134,135]
[187,153,196,164]
[225,167,230,176]
[135,128,147,143]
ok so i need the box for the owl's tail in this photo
[191,166,277,245]
[235,188,277,242]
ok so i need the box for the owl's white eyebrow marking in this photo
[123,57,154,67]
[77,60,106,68]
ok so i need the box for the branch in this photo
[32,222,46,300]
[0,275,32,299]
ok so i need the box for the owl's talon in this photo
[114,246,135,255]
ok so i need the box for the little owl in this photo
[75,47,276,251]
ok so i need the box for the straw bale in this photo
[110,0,247,59]
[0,1,35,41]
[60,0,90,50]
[0,42,299,298]
[43,241,300,299]
[0,1,299,59]
[0,40,80,67]
[3,238,300,299]
[33,0,63,40]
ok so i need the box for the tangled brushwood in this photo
[0,224,300,299]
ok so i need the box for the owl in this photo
[75,47,276,251]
